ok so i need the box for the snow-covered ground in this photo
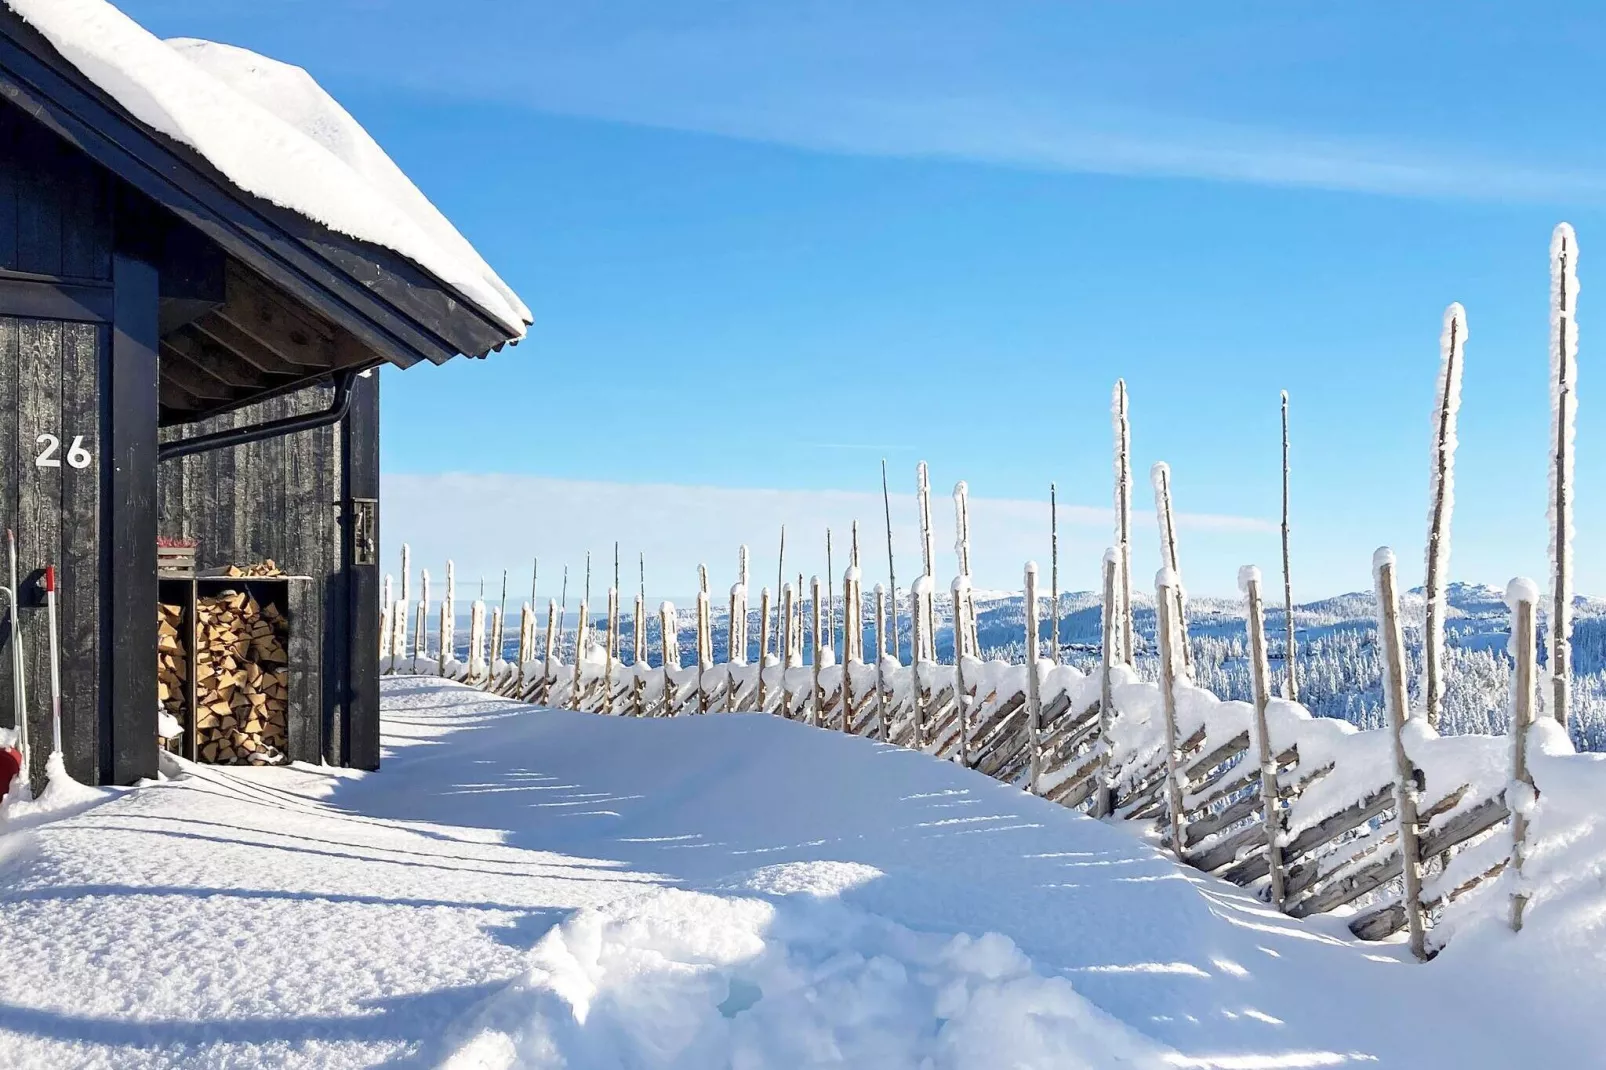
[0,678,1601,1068]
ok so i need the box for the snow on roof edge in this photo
[3,0,530,345]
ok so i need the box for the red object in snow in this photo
[0,746,20,801]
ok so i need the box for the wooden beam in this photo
[163,327,274,390]
[189,309,306,376]
[214,260,338,370]
[157,376,204,414]
[157,342,234,401]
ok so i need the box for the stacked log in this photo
[157,602,187,753]
[193,589,289,764]
[224,560,286,578]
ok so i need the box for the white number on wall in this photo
[35,434,92,470]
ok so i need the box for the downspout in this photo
[158,370,358,463]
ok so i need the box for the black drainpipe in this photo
[158,370,359,464]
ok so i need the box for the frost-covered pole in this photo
[882,459,901,665]
[390,597,407,668]
[1424,304,1467,730]
[1151,462,1192,675]
[917,461,935,583]
[468,599,487,683]
[605,586,619,714]
[1240,565,1286,910]
[635,554,647,665]
[954,575,971,767]
[612,544,621,659]
[415,569,430,666]
[729,582,748,667]
[780,583,796,670]
[736,544,750,659]
[380,574,393,659]
[558,565,569,661]
[873,582,888,741]
[1550,223,1579,730]
[844,567,863,665]
[1095,551,1118,818]
[396,548,412,664]
[516,603,532,672]
[440,561,456,672]
[542,599,558,704]
[400,543,411,607]
[1280,392,1298,702]
[1507,577,1539,933]
[491,570,508,665]
[1114,380,1134,664]
[659,601,678,716]
[1154,569,1189,862]
[910,581,928,749]
[810,574,825,728]
[954,481,974,654]
[1374,548,1429,961]
[1024,562,1042,794]
[695,584,710,715]
[571,586,588,709]
[757,587,772,711]
[1050,483,1060,665]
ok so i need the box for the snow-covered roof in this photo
[2,0,530,342]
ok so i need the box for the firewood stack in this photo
[157,602,187,753]
[193,589,289,764]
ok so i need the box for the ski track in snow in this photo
[0,677,1597,1068]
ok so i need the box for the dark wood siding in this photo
[157,376,378,766]
[0,103,115,786]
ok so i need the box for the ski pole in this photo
[45,565,61,756]
[6,530,24,768]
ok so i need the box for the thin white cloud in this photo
[381,472,1273,601]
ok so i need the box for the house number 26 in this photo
[36,434,92,470]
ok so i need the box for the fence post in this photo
[468,600,487,685]
[780,584,796,718]
[1508,577,1539,932]
[910,582,928,749]
[1241,566,1287,910]
[696,587,711,715]
[1374,549,1429,961]
[605,587,619,714]
[414,569,430,672]
[440,561,456,675]
[757,587,772,712]
[811,575,825,728]
[874,582,888,742]
[542,599,558,706]
[381,574,393,661]
[1095,551,1118,818]
[1155,571,1188,862]
[1025,563,1042,793]
[660,601,678,716]
[844,568,861,733]
[953,576,970,765]
[571,598,587,709]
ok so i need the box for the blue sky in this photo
[125,1,1606,600]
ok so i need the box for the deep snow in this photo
[0,678,1601,1068]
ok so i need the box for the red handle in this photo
[44,566,55,593]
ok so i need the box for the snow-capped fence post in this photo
[1507,577,1539,933]
[728,583,744,713]
[390,600,407,673]
[440,561,456,674]
[910,583,928,749]
[844,568,862,734]
[542,599,558,705]
[1374,549,1430,961]
[1241,566,1287,911]
[414,570,430,673]
[1050,483,1060,665]
[660,602,678,716]
[1424,303,1467,730]
[1155,570,1189,862]
[1550,223,1578,731]
[468,600,486,684]
[874,582,889,742]
[1281,391,1298,702]
[1152,462,1192,676]
[1114,380,1135,665]
[399,545,411,666]
[605,587,619,714]
[1095,550,1119,818]
[632,590,647,669]
[810,575,825,728]
[1025,562,1043,794]
[757,587,772,712]
[515,602,531,670]
[954,575,971,767]
[780,583,796,718]
[489,603,504,679]
[381,574,393,660]
[696,585,711,715]
[571,597,588,709]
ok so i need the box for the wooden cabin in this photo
[0,2,526,786]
